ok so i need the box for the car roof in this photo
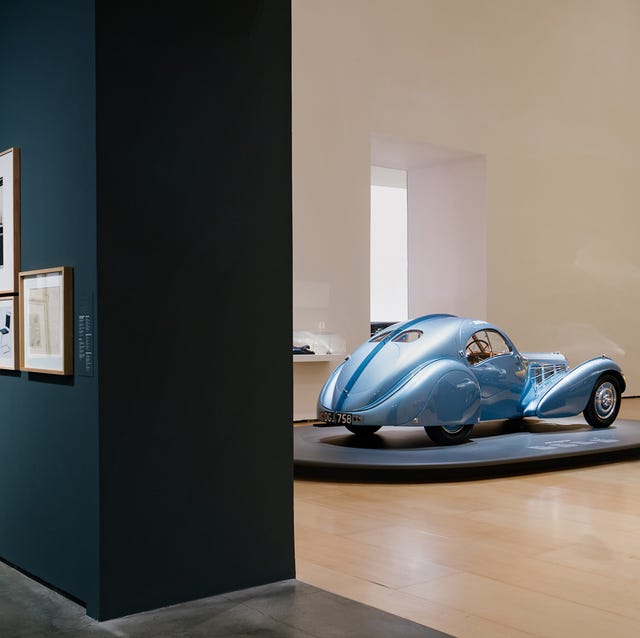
[382,314,512,349]
[390,314,498,333]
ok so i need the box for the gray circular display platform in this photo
[294,418,640,477]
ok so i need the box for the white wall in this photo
[370,166,408,323]
[293,0,640,407]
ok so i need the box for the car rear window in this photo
[370,329,423,343]
[370,330,392,342]
[392,330,422,343]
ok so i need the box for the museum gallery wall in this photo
[0,0,293,622]
[292,0,640,414]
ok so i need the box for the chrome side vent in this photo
[531,363,569,391]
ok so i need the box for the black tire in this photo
[425,424,473,445]
[346,424,382,436]
[583,374,621,428]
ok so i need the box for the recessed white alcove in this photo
[371,133,487,320]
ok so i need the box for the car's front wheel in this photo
[583,374,621,428]
[346,424,382,436]
[425,424,473,445]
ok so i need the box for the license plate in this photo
[323,412,352,425]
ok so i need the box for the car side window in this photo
[465,329,511,365]
[486,330,510,356]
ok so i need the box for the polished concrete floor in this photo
[0,560,451,637]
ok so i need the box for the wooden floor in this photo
[294,398,640,638]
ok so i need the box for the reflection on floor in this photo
[0,560,451,638]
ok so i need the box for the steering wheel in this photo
[466,337,491,363]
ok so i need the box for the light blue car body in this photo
[317,314,625,433]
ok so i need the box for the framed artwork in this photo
[19,266,73,375]
[0,295,18,370]
[0,148,21,294]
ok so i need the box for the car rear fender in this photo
[319,357,481,426]
[317,360,347,415]
[410,359,481,426]
[532,357,625,419]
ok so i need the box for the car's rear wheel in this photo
[425,424,473,445]
[583,374,621,428]
[346,424,382,436]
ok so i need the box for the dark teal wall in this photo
[0,0,293,621]
[0,0,99,611]
[94,1,294,619]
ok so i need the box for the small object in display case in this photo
[293,345,315,355]
[293,330,346,356]
[317,314,626,445]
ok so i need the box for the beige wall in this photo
[408,156,487,319]
[293,0,640,412]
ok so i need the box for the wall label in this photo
[77,293,94,377]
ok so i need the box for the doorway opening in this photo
[371,134,487,322]
[370,166,408,330]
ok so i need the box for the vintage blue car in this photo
[317,314,626,445]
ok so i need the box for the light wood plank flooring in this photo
[294,398,640,638]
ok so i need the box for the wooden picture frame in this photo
[0,295,18,370]
[19,266,73,375]
[0,148,21,294]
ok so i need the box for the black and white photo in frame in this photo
[0,148,20,294]
[0,296,17,370]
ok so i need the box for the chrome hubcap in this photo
[594,382,616,419]
[442,424,466,434]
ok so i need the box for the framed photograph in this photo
[0,295,18,370]
[0,148,21,294]
[19,266,73,375]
